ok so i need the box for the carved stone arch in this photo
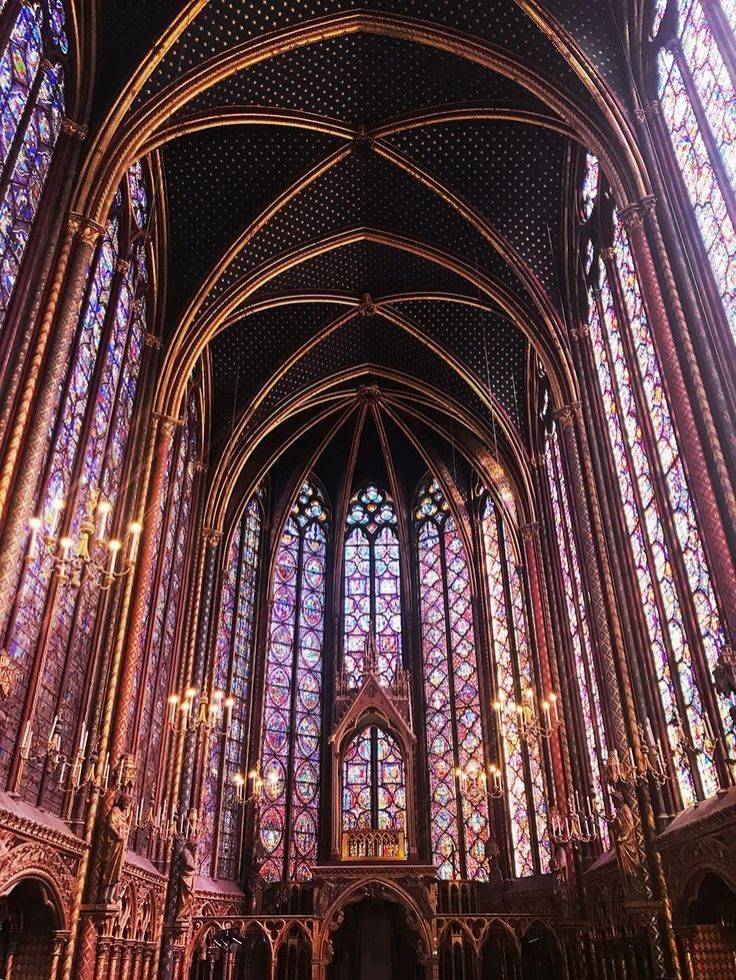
[437,916,481,955]
[135,887,158,943]
[481,915,523,956]
[674,865,736,929]
[112,880,136,940]
[0,852,72,931]
[331,673,417,861]
[316,876,432,969]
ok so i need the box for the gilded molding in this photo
[144,332,163,349]
[553,403,579,428]
[61,118,88,140]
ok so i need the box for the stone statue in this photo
[484,834,502,884]
[175,830,199,920]
[609,789,640,880]
[100,793,131,903]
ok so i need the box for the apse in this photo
[0,1,735,979]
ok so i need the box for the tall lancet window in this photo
[580,153,729,805]
[0,162,151,806]
[343,484,402,686]
[481,496,551,876]
[200,495,262,879]
[415,478,490,880]
[260,481,329,882]
[0,0,67,332]
[543,425,609,846]
[653,0,736,339]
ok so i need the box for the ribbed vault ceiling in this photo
[94,1,632,513]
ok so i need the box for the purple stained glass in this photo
[543,435,609,846]
[0,4,42,170]
[342,726,406,833]
[260,482,328,882]
[416,479,490,881]
[127,159,148,229]
[0,61,64,330]
[657,0,736,340]
[343,485,402,685]
[45,0,68,52]
[200,497,261,879]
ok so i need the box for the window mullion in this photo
[283,525,305,881]
[672,43,736,231]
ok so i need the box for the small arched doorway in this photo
[0,878,61,980]
[327,896,424,980]
[481,922,521,979]
[520,923,562,980]
[680,872,736,975]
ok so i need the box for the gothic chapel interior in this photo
[2,0,736,977]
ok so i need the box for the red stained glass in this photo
[416,479,490,880]
[260,482,328,882]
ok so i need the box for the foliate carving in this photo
[60,117,88,140]
[116,259,131,275]
[552,403,579,429]
[144,332,162,350]
[619,204,645,231]
[74,216,104,248]
[202,528,222,548]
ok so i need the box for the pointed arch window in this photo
[653,0,736,340]
[200,495,262,879]
[259,481,329,882]
[579,152,729,805]
[0,162,152,808]
[343,484,402,686]
[342,725,406,835]
[481,495,551,876]
[0,0,67,332]
[415,478,490,881]
[128,387,199,852]
[542,426,609,846]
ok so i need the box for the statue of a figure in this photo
[609,789,640,879]
[100,793,131,903]
[175,831,199,920]
[484,834,502,884]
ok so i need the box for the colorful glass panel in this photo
[0,61,64,330]
[657,0,736,340]
[544,432,609,845]
[416,479,490,880]
[343,485,401,685]
[342,726,406,833]
[260,483,328,882]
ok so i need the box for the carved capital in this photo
[518,522,539,542]
[202,527,222,548]
[571,325,590,342]
[152,411,183,436]
[144,332,162,350]
[116,259,131,275]
[68,214,104,247]
[358,382,381,403]
[600,246,616,262]
[61,117,88,140]
[359,292,376,317]
[619,203,645,231]
[553,403,579,429]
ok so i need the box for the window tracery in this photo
[342,725,406,836]
[415,478,490,881]
[655,0,736,341]
[259,481,328,883]
[343,484,402,686]
[200,495,262,879]
[481,495,551,875]
[579,152,730,804]
[0,0,67,332]
[0,162,152,806]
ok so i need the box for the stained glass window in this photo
[342,726,406,835]
[259,482,328,882]
[0,1,67,331]
[543,429,609,846]
[200,496,262,879]
[343,485,402,686]
[580,153,728,804]
[133,400,198,837]
[0,163,152,807]
[415,478,490,881]
[656,0,736,341]
[481,496,551,875]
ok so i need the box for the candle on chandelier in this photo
[224,695,234,732]
[27,516,41,561]
[21,721,32,756]
[59,536,73,562]
[108,539,122,577]
[541,700,551,731]
[549,691,558,724]
[96,500,112,542]
[168,694,179,726]
[128,521,142,562]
